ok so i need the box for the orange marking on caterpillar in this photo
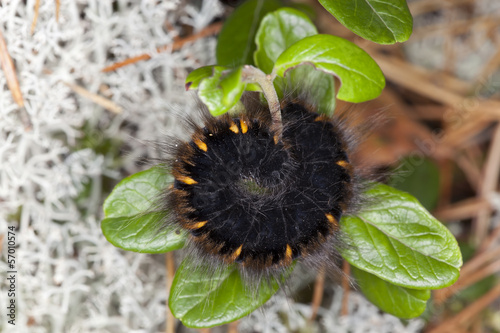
[229,121,239,133]
[176,175,198,185]
[326,213,339,229]
[273,135,279,145]
[186,221,207,230]
[314,115,328,122]
[240,119,248,133]
[231,244,243,261]
[193,138,207,152]
[336,160,350,169]
[285,244,293,261]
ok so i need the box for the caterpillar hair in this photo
[154,88,369,288]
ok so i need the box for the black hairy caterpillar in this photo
[158,94,364,282]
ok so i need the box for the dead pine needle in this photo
[309,267,326,322]
[55,0,60,23]
[63,82,122,114]
[341,261,351,317]
[0,28,31,130]
[102,21,223,73]
[428,283,500,333]
[165,252,176,333]
[31,0,41,35]
[227,321,238,333]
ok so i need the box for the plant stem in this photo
[241,65,282,140]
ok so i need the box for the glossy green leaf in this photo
[186,65,261,93]
[254,7,317,74]
[198,67,245,116]
[286,65,336,116]
[274,34,385,103]
[220,66,245,105]
[169,259,280,328]
[318,0,413,44]
[185,65,226,90]
[101,166,187,253]
[389,157,441,211]
[216,0,282,67]
[253,8,335,114]
[340,183,462,289]
[352,266,430,319]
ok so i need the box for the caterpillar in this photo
[159,93,363,283]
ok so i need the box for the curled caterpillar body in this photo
[165,98,359,278]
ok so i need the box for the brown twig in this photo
[63,82,122,114]
[102,22,223,72]
[31,0,41,34]
[309,267,325,322]
[341,261,350,317]
[166,252,176,333]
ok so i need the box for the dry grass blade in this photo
[102,22,223,73]
[63,82,122,114]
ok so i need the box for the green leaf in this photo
[221,66,245,105]
[169,259,280,328]
[185,65,226,90]
[286,65,336,116]
[352,266,430,319]
[254,7,317,74]
[340,183,462,289]
[274,34,385,103]
[389,157,441,211]
[186,65,261,93]
[101,166,187,253]
[253,8,336,114]
[216,0,282,67]
[318,0,413,44]
[198,67,246,116]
